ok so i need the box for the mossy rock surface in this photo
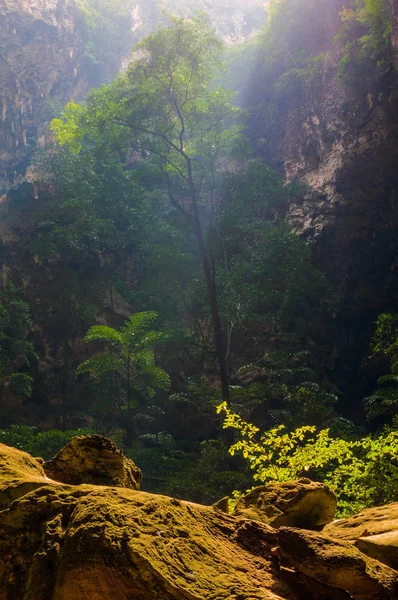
[1,441,397,600]
[0,442,51,509]
[277,527,398,600]
[234,479,337,529]
[324,503,398,541]
[43,435,142,489]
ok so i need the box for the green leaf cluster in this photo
[336,0,392,81]
[218,402,398,515]
[78,312,170,398]
[78,312,170,442]
[364,313,398,421]
[0,425,93,460]
[0,283,36,399]
[74,0,135,84]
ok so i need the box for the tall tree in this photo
[0,282,36,401]
[52,16,244,403]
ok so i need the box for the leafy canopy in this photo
[51,14,244,211]
[78,312,170,401]
[0,283,36,398]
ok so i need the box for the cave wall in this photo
[0,0,90,179]
[257,0,398,410]
[287,70,398,409]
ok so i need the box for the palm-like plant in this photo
[77,311,170,443]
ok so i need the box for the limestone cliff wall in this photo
[260,1,398,405]
[0,0,88,178]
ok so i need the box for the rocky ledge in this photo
[1,435,398,600]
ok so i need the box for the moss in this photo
[1,442,397,599]
[0,442,50,509]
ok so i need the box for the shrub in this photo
[0,425,93,460]
[218,402,398,516]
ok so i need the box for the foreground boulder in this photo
[323,504,398,571]
[0,439,397,600]
[44,435,142,489]
[277,526,398,600]
[324,503,398,541]
[356,532,398,571]
[0,440,301,600]
[234,479,337,528]
[0,443,50,509]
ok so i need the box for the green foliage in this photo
[371,313,398,357]
[364,313,398,421]
[252,0,336,95]
[212,163,334,375]
[78,312,170,442]
[31,138,164,424]
[218,221,331,336]
[79,312,170,398]
[52,15,248,404]
[235,350,342,432]
[35,12,343,504]
[0,425,93,460]
[52,15,244,208]
[129,436,252,504]
[353,0,391,58]
[0,175,28,195]
[336,0,392,80]
[218,402,398,515]
[0,283,36,398]
[74,0,135,84]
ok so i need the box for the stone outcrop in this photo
[234,479,337,528]
[391,0,398,67]
[357,531,398,571]
[286,6,398,405]
[324,503,398,541]
[277,526,398,600]
[0,442,50,509]
[131,0,266,46]
[325,503,398,570]
[0,440,330,600]
[43,434,142,488]
[2,438,398,600]
[236,0,398,407]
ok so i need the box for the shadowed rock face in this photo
[43,435,142,488]
[357,531,398,571]
[277,527,398,600]
[245,0,398,409]
[1,438,398,600]
[0,0,88,178]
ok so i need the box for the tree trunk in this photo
[192,219,230,403]
[62,336,70,431]
[182,159,230,404]
[126,388,134,446]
